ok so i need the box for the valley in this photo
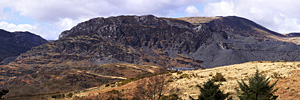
[1,15,300,99]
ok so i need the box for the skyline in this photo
[0,0,300,40]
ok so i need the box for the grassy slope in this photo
[70,61,300,100]
[2,63,161,100]
[168,61,300,100]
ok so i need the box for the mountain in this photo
[286,32,300,37]
[178,16,300,67]
[14,15,206,68]
[0,29,48,64]
[15,15,300,68]
[2,15,300,98]
[179,16,284,40]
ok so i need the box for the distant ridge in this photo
[286,32,300,37]
[0,29,48,64]
[178,16,285,40]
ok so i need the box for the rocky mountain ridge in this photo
[14,15,208,68]
[0,29,48,64]
[12,15,300,68]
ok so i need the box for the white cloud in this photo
[0,21,36,31]
[204,1,235,16]
[203,0,300,33]
[2,0,300,40]
[0,21,60,40]
[185,5,201,16]
[7,0,205,22]
[0,0,207,40]
[55,18,80,31]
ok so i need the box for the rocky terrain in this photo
[0,29,48,64]
[2,15,300,99]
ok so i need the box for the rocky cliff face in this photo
[0,29,48,64]
[14,15,209,68]
[15,15,300,68]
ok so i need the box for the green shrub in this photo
[107,89,119,94]
[66,92,73,98]
[179,74,189,79]
[189,79,229,100]
[212,73,226,82]
[167,79,174,82]
[271,72,282,79]
[237,69,278,100]
[177,71,183,75]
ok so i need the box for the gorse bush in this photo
[271,72,282,79]
[179,74,189,79]
[236,69,278,100]
[177,71,183,75]
[212,73,226,82]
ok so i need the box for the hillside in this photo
[2,62,162,99]
[178,16,284,40]
[167,61,300,100]
[178,16,300,67]
[2,15,300,99]
[0,29,48,64]
[65,61,300,100]
[45,61,300,100]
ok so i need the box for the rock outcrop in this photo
[15,15,209,68]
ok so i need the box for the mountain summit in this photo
[15,15,208,68]
[14,15,300,68]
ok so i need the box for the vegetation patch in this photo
[212,73,226,82]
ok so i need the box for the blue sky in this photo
[1,0,300,40]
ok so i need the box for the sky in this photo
[0,0,300,40]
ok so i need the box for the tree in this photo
[236,69,278,100]
[134,75,167,100]
[189,79,229,100]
